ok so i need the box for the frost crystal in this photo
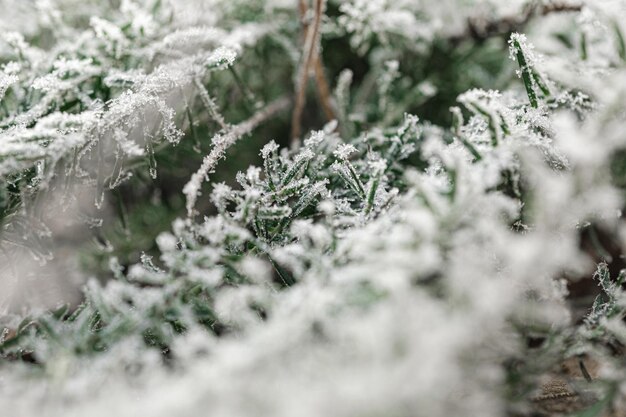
[334,144,358,160]
[205,46,238,69]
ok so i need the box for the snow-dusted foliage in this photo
[1,1,626,416]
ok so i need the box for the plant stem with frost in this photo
[184,96,291,216]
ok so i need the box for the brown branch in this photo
[449,2,583,45]
[314,55,336,122]
[291,0,334,147]
[298,0,308,21]
[305,0,337,124]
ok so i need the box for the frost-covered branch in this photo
[184,96,291,216]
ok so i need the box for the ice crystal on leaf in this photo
[0,72,17,102]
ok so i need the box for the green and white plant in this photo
[1,1,626,416]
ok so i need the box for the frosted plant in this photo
[0,1,626,417]
[183,97,291,217]
[0,0,274,269]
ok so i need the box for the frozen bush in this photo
[1,1,626,417]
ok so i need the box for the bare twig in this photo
[449,2,583,44]
[298,0,308,21]
[291,0,333,146]
[314,56,336,122]
[302,0,336,124]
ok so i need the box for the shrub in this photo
[1,1,625,416]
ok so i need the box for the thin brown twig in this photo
[449,2,583,45]
[291,0,316,144]
[298,0,308,21]
[291,0,331,146]
[302,0,336,124]
[314,56,336,122]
